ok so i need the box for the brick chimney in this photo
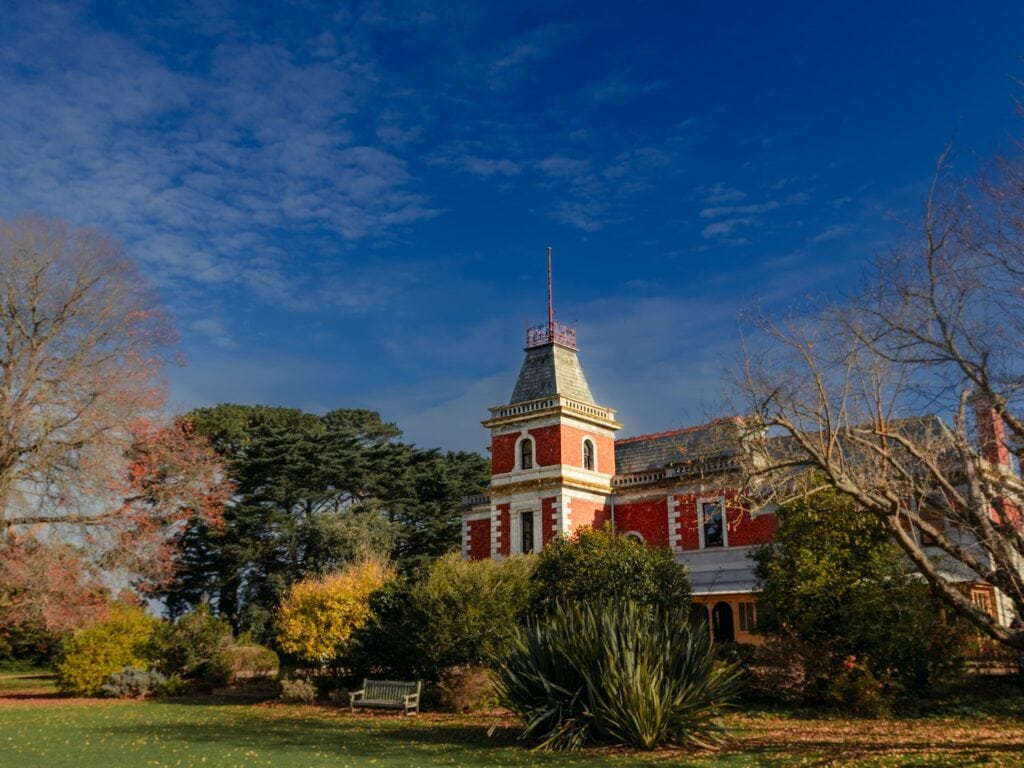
[973,394,1012,468]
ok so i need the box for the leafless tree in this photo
[740,150,1024,649]
[0,215,228,585]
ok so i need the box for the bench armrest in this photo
[404,692,419,703]
[348,689,365,703]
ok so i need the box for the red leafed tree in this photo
[111,417,231,588]
[0,540,111,657]
[0,215,229,593]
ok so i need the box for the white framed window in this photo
[582,438,596,471]
[622,530,645,544]
[511,509,541,554]
[516,435,535,470]
[521,511,535,553]
[698,498,727,549]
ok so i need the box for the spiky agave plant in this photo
[493,599,741,751]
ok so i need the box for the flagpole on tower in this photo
[547,246,554,340]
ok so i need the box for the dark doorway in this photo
[712,601,734,643]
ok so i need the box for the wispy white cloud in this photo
[700,201,782,218]
[0,2,438,322]
[700,192,807,219]
[699,183,747,205]
[807,224,851,244]
[428,146,523,177]
[701,217,757,238]
[190,316,236,350]
[537,155,592,178]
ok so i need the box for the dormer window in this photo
[583,439,595,471]
[520,437,534,470]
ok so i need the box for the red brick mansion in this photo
[461,268,775,643]
[462,264,1018,641]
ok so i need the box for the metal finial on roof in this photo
[547,245,554,336]
[527,246,577,350]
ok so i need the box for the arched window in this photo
[582,438,595,471]
[520,438,533,470]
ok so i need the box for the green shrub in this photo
[746,628,834,705]
[55,605,159,696]
[753,483,968,696]
[364,554,536,680]
[205,644,279,686]
[826,656,890,717]
[494,599,741,751]
[532,525,691,613]
[280,676,317,703]
[156,674,190,697]
[436,665,496,713]
[99,666,167,698]
[149,603,233,678]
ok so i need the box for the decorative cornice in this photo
[488,473,614,497]
[483,394,621,431]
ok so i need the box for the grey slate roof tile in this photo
[510,343,596,404]
[615,419,744,474]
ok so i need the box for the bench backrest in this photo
[363,679,420,700]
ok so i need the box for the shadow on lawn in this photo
[732,741,1024,768]
[0,691,65,701]
[104,705,522,760]
[96,702,1024,766]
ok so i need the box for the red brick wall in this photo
[530,424,561,467]
[615,498,669,548]
[491,433,517,475]
[542,496,559,544]
[674,494,700,550]
[727,506,778,546]
[494,425,616,474]
[553,425,616,474]
[466,518,490,560]
[596,434,615,475]
[496,503,510,557]
[676,489,777,549]
[568,498,611,535]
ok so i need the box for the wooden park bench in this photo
[348,679,421,715]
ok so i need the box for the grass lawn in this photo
[0,669,57,693]
[1,694,1023,768]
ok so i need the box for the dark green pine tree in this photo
[387,448,490,572]
[159,404,488,639]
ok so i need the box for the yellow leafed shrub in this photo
[277,558,392,664]
[55,604,159,696]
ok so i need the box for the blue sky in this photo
[2,1,1022,452]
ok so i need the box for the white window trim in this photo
[515,434,536,471]
[581,436,597,472]
[697,497,728,549]
[622,530,645,543]
[510,509,542,554]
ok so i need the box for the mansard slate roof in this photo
[509,342,596,405]
[614,419,745,475]
[612,414,953,478]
